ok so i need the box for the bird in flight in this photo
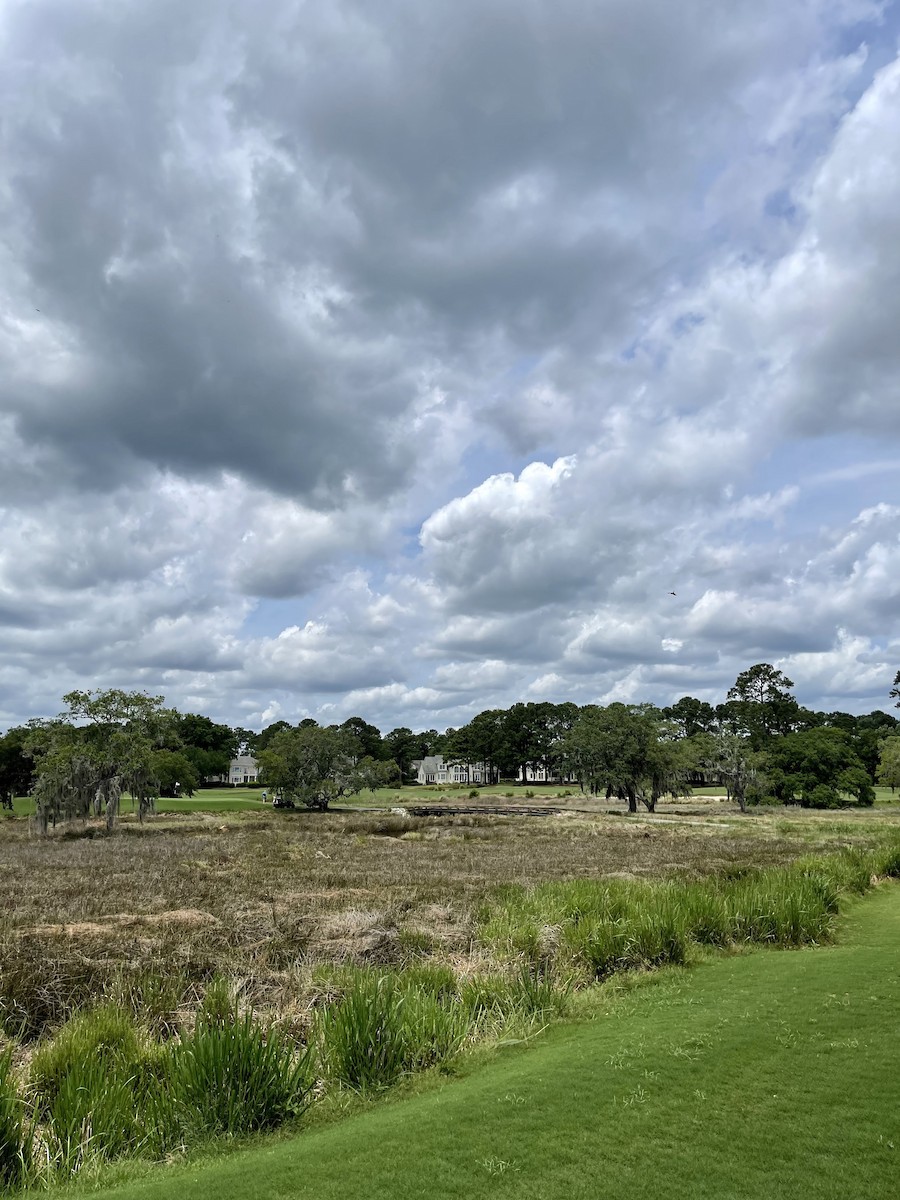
[669,591,676,596]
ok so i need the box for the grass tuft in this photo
[0,1048,31,1191]
[168,997,312,1140]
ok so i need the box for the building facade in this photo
[228,755,259,785]
[413,755,489,785]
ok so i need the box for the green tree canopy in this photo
[339,717,386,762]
[256,725,359,810]
[28,690,174,831]
[0,726,34,809]
[174,713,237,781]
[664,696,717,739]
[727,663,800,748]
[876,736,900,792]
[151,749,199,797]
[766,727,874,808]
[383,727,420,780]
[563,704,689,813]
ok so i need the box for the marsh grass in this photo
[44,1057,145,1175]
[28,1003,146,1113]
[314,961,568,1093]
[168,1005,312,1140]
[0,807,899,1192]
[0,809,817,1043]
[478,846,900,980]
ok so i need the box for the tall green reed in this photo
[0,1048,31,1192]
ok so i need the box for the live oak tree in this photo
[350,756,402,793]
[28,690,174,833]
[563,703,690,813]
[257,724,366,810]
[766,727,874,808]
[695,732,766,813]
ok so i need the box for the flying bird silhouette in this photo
[669,591,676,596]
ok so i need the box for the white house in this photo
[228,755,259,785]
[516,764,550,783]
[515,764,575,784]
[414,755,489,785]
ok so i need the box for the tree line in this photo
[2,664,900,825]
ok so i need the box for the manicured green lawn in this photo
[59,885,900,1200]
[3,791,270,817]
[6,782,896,819]
[155,791,267,812]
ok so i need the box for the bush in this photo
[803,784,842,809]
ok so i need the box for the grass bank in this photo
[43,881,900,1200]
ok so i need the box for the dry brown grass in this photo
[0,805,867,1039]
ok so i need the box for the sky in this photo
[2,0,900,734]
